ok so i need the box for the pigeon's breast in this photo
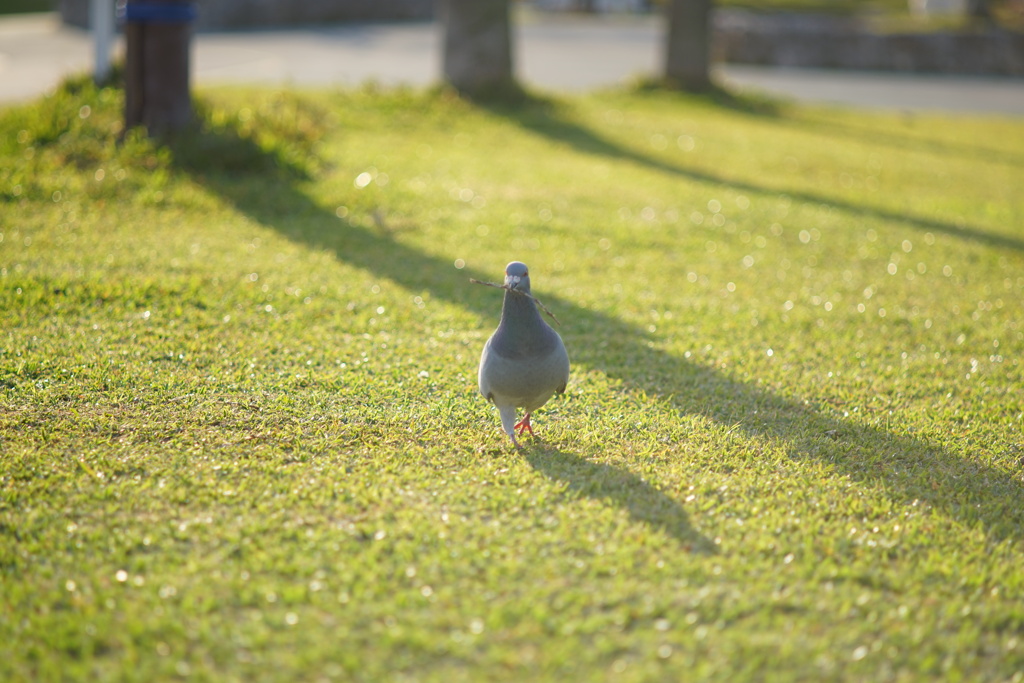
[491,332,558,361]
[479,332,569,409]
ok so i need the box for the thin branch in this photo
[470,279,562,326]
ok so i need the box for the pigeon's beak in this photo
[505,274,522,290]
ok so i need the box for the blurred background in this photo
[1,1,1021,112]
[36,0,1024,35]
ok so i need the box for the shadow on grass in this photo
[169,91,1024,546]
[783,111,1024,171]
[666,78,1024,171]
[477,90,1024,253]
[525,445,716,552]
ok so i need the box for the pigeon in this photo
[478,261,570,447]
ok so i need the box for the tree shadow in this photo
[477,91,1024,253]
[167,93,1024,546]
[653,78,1024,170]
[780,111,1024,171]
[524,445,716,552]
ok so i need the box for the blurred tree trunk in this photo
[967,0,993,23]
[664,0,714,92]
[124,0,194,135]
[440,0,515,97]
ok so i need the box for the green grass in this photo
[2,74,1023,681]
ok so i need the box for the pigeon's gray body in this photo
[479,262,570,447]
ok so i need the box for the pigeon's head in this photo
[504,261,531,293]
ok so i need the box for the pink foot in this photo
[514,414,534,437]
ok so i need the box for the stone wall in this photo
[714,11,1024,76]
[197,0,433,28]
[59,2,1024,76]
[59,0,434,30]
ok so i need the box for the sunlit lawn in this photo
[1,76,1023,681]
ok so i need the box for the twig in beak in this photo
[470,278,562,326]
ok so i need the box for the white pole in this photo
[91,0,115,83]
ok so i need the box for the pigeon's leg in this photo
[514,413,534,437]
[498,405,522,448]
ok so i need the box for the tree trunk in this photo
[440,0,515,97]
[664,0,714,92]
[124,0,194,135]
[967,0,993,23]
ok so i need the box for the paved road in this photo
[2,12,1023,115]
